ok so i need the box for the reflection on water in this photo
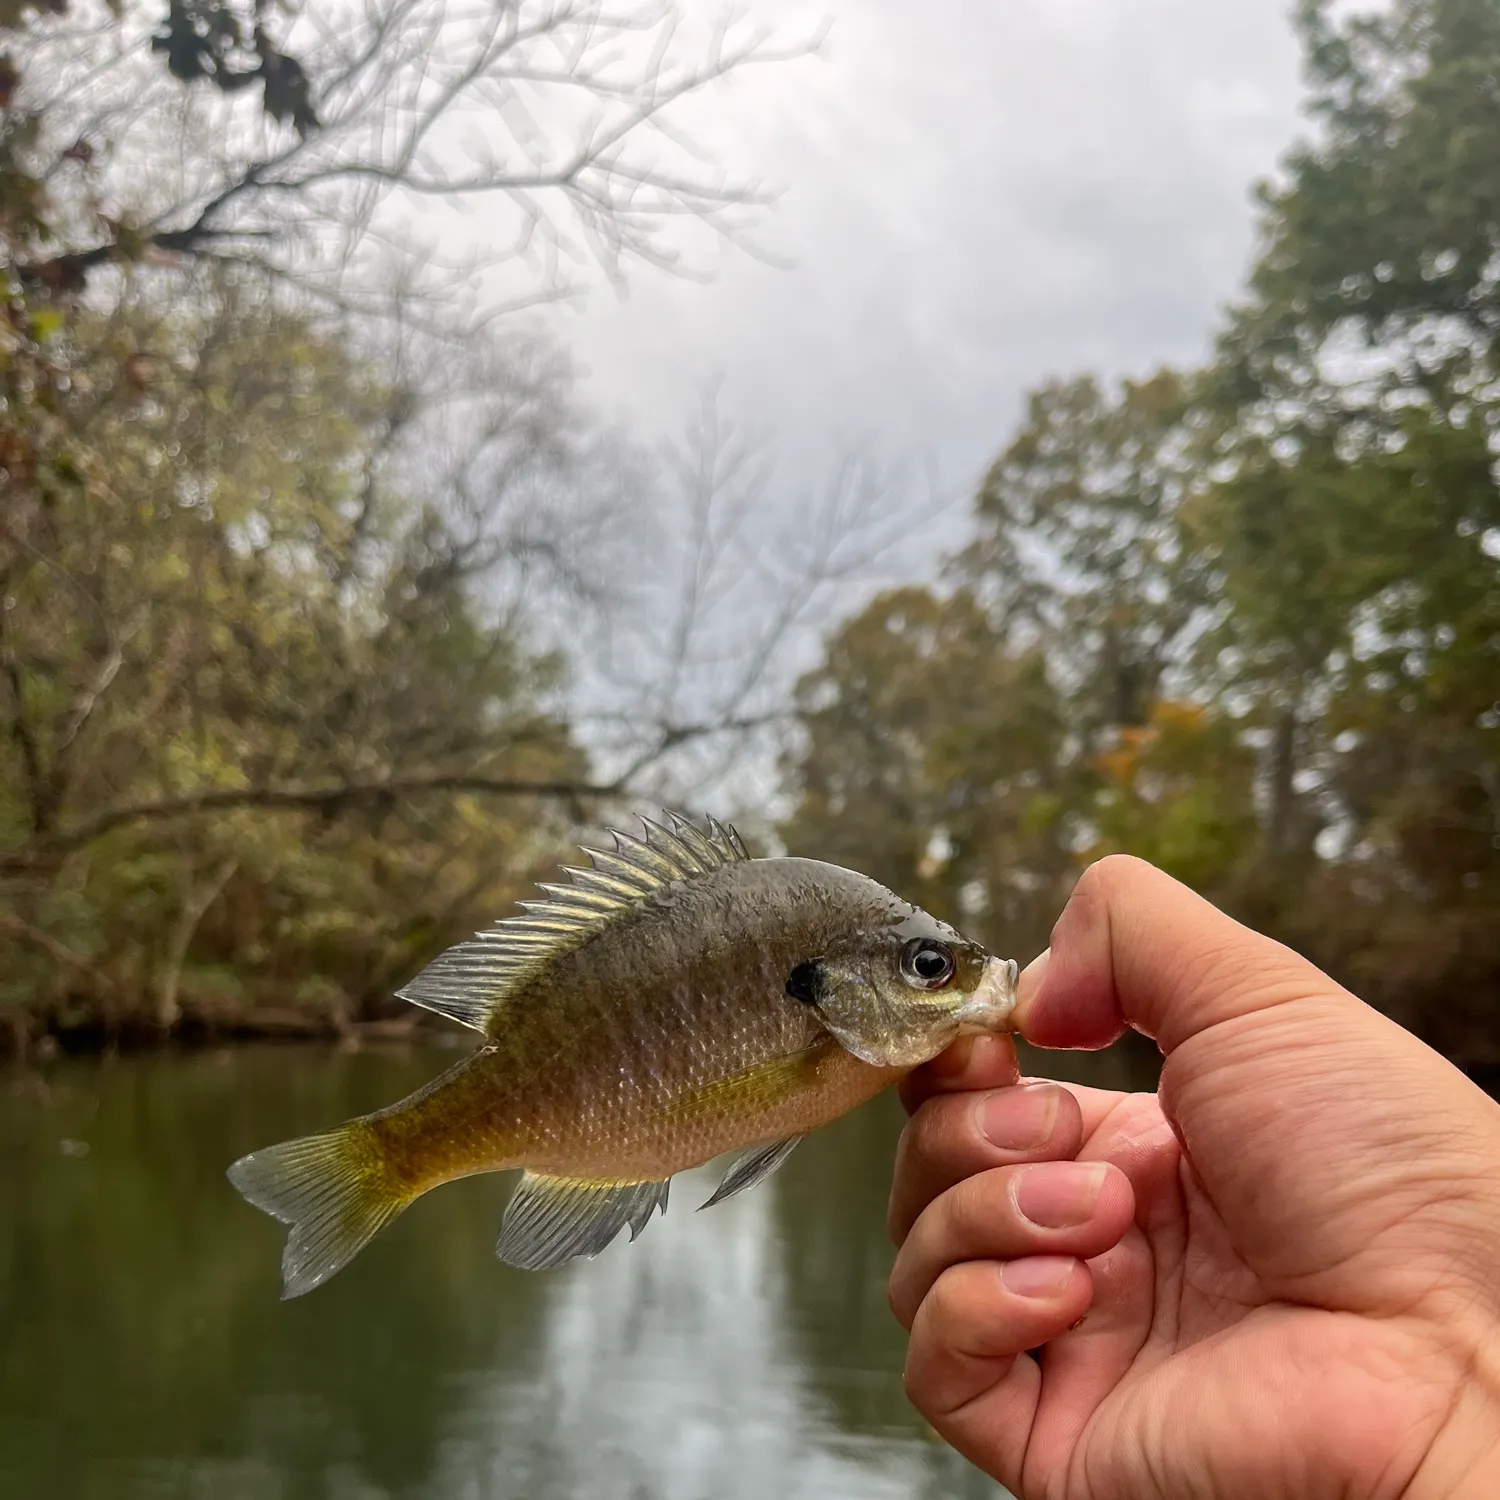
[0,1043,1158,1500]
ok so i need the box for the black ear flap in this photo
[785,960,826,1006]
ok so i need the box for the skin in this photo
[888,855,1500,1500]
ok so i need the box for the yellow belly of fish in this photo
[526,1040,904,1182]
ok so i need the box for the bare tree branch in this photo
[0,911,117,993]
[0,697,782,871]
[1,774,620,870]
[13,0,817,306]
[567,389,955,808]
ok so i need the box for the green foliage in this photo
[0,0,777,1050]
[1088,702,1260,892]
[783,0,1500,1059]
[783,587,1075,962]
[4,0,1496,1065]
[0,283,587,1041]
[1232,0,1500,389]
[969,369,1208,735]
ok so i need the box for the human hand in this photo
[889,855,1500,1500]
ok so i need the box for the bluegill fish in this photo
[228,814,1019,1297]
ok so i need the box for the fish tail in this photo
[227,1122,411,1299]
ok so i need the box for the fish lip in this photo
[954,956,1020,1035]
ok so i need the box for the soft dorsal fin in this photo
[395,811,750,1032]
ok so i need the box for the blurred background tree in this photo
[1,0,1496,1066]
[0,0,803,1046]
[0,280,604,1042]
[782,0,1499,1064]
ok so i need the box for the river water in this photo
[0,1041,1157,1500]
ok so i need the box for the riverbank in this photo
[6,1002,1498,1102]
[1,1005,447,1062]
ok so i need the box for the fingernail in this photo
[1014,1162,1108,1230]
[979,1084,1059,1150]
[1001,1256,1076,1299]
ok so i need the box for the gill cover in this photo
[801,912,1019,1069]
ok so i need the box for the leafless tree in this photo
[14,0,817,316]
[6,0,927,855]
[572,389,955,819]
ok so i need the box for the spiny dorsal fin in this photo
[395,811,750,1032]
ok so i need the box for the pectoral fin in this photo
[699,1136,803,1210]
[497,1172,671,1270]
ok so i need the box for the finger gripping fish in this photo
[228,813,1020,1297]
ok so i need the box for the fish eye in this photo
[900,939,956,991]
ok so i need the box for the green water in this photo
[0,1042,1155,1500]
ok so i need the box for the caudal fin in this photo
[227,1126,408,1299]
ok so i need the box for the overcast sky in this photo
[537,0,1307,506]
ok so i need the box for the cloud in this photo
[542,0,1305,493]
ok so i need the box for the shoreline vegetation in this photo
[4,1005,441,1063]
[8,1020,1496,1115]
[8,991,1500,1079]
[3,0,1497,1075]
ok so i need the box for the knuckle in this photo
[1169,931,1325,1036]
[1053,854,1140,945]
[887,1128,933,1244]
[885,1195,904,1248]
[1079,852,1152,897]
[946,1169,1010,1243]
[894,1103,971,1205]
[886,1192,906,1247]
[886,1268,912,1327]
[907,1103,959,1177]
[899,1347,930,1412]
[923,1260,985,1335]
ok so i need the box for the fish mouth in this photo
[954,956,1020,1035]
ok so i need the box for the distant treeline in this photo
[0,282,599,1047]
[780,1,1500,1063]
[3,0,1497,1061]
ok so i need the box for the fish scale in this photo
[227,812,1019,1298]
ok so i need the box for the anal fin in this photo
[699,1136,803,1210]
[497,1172,671,1270]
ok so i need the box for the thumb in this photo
[1016,855,1356,1054]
